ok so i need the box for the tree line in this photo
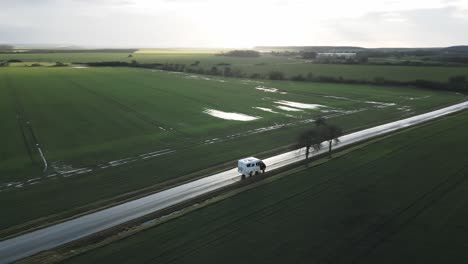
[216,50,261,57]
[77,60,468,92]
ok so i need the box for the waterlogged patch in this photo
[201,106,363,146]
[72,66,89,69]
[402,95,431,100]
[321,109,366,114]
[276,105,303,111]
[253,107,280,114]
[365,101,397,108]
[397,106,412,112]
[255,86,287,94]
[241,80,264,84]
[324,95,355,101]
[204,109,259,121]
[184,74,227,83]
[275,100,325,110]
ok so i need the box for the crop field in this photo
[0,66,462,230]
[64,111,468,264]
[134,48,229,53]
[0,52,291,67]
[241,62,468,82]
[2,52,468,82]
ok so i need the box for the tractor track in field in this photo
[62,77,174,133]
[351,166,468,263]
[329,163,468,264]
[6,76,47,172]
[7,78,34,163]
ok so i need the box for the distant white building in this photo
[317,52,357,58]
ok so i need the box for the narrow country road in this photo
[1,101,467,264]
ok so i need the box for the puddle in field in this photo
[255,86,288,94]
[364,101,396,108]
[241,80,265,85]
[72,66,89,69]
[253,107,280,114]
[321,108,367,114]
[276,105,303,111]
[401,95,431,100]
[202,107,366,146]
[184,75,228,83]
[397,106,412,112]
[324,95,401,109]
[203,109,259,121]
[324,95,356,101]
[275,100,325,110]
[186,75,211,80]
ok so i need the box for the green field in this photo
[65,111,468,264]
[241,63,468,82]
[2,52,468,82]
[0,66,463,231]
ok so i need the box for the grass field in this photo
[64,111,468,264]
[2,52,468,82]
[241,62,468,82]
[0,66,462,231]
[135,48,229,54]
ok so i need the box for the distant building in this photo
[317,52,357,58]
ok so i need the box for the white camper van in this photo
[238,157,266,178]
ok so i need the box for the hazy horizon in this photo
[1,0,468,48]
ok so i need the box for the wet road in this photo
[1,101,467,264]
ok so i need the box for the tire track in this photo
[55,75,185,138]
[65,79,168,129]
[6,76,41,167]
[330,165,468,264]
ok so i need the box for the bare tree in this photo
[297,128,322,159]
[320,124,343,158]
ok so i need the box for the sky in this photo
[1,0,468,48]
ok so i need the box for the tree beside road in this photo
[297,117,343,159]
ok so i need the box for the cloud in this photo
[328,6,468,47]
[1,0,468,47]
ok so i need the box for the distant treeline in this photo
[0,44,14,52]
[80,60,468,93]
[429,56,468,64]
[360,49,442,58]
[0,49,138,54]
[256,46,366,53]
[216,50,260,57]
[259,45,468,66]
[270,50,468,66]
[256,45,468,54]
